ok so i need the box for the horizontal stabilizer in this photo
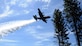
[33,15,37,20]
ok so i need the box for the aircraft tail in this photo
[33,15,37,21]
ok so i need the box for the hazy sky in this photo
[0,0,81,46]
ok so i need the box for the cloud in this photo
[0,5,14,18]
[0,19,36,37]
[4,43,18,46]
[35,38,50,46]
[41,0,51,9]
[9,0,18,5]
[26,0,32,2]
[26,26,54,39]
[25,26,54,46]
[42,0,51,4]
[18,3,28,8]
[34,33,53,39]
[36,25,43,29]
[23,10,30,14]
[35,38,55,46]
[35,0,51,3]
[18,0,33,8]
[0,39,18,43]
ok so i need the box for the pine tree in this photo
[52,9,70,46]
[63,0,82,46]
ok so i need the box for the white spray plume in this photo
[0,19,36,37]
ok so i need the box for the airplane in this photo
[33,8,50,23]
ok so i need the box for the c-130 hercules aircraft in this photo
[33,8,50,23]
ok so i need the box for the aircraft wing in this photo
[44,16,50,19]
[42,19,47,23]
[41,16,50,23]
[38,8,44,17]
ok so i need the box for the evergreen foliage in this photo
[52,9,70,46]
[63,0,82,46]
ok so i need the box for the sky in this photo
[0,0,81,46]
[0,0,63,46]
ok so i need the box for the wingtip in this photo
[44,21,47,23]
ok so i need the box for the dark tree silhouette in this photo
[52,9,70,46]
[63,0,82,46]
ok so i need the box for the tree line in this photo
[52,0,82,46]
